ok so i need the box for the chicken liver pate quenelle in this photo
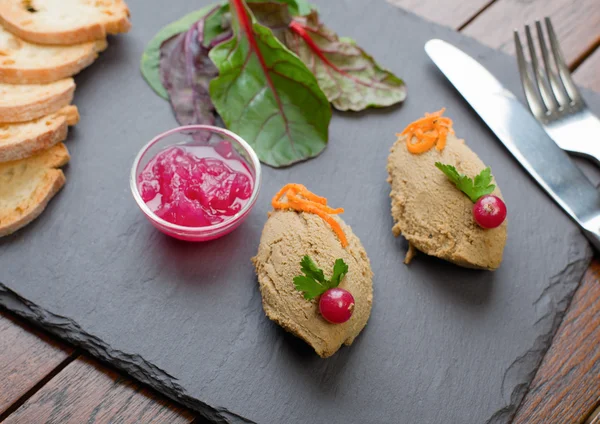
[387,109,507,270]
[253,184,373,358]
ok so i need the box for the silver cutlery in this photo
[514,18,600,164]
[425,39,600,250]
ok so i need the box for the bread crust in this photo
[0,142,69,237]
[0,78,75,123]
[0,0,131,45]
[0,105,79,162]
[0,27,107,84]
[0,167,65,236]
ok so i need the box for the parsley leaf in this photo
[293,255,349,300]
[330,259,349,286]
[293,275,326,300]
[474,167,493,190]
[435,162,496,203]
[300,255,325,283]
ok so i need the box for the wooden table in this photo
[1,1,599,423]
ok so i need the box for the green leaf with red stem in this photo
[269,0,314,16]
[159,9,225,129]
[203,1,305,48]
[287,12,406,111]
[140,4,219,99]
[140,0,296,99]
[203,3,231,47]
[209,0,331,167]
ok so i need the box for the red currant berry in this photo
[473,195,507,229]
[319,288,355,324]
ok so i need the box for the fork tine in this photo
[535,20,569,108]
[545,17,583,105]
[525,24,558,113]
[514,30,545,118]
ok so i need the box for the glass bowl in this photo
[130,125,262,242]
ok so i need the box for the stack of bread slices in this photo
[0,0,130,237]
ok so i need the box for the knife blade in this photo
[425,39,600,250]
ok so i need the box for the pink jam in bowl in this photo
[138,143,253,228]
[131,126,261,242]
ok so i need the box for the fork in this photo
[514,18,600,164]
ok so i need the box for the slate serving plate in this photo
[1,0,599,423]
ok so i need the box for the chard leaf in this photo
[294,0,315,15]
[204,1,296,48]
[141,1,302,104]
[247,1,291,38]
[159,18,222,129]
[246,0,314,16]
[203,3,232,47]
[264,0,313,16]
[140,4,221,99]
[287,12,406,111]
[209,0,331,167]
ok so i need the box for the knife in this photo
[425,39,600,250]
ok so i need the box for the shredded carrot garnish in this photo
[398,108,454,154]
[271,184,348,248]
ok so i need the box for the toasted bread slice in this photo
[0,78,74,123]
[0,0,131,45]
[0,142,69,237]
[0,105,78,162]
[0,25,107,84]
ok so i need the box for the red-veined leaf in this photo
[287,12,406,111]
[209,0,331,167]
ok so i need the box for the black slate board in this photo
[1,1,599,423]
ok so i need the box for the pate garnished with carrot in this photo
[387,109,507,270]
[252,183,373,358]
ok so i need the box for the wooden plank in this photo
[575,48,600,93]
[386,0,492,28]
[3,357,195,424]
[462,0,600,66]
[586,405,600,424]
[0,311,74,416]
[513,260,600,424]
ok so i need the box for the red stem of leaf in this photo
[290,20,392,90]
[231,0,281,107]
[289,20,348,76]
[231,0,255,51]
[230,0,292,142]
